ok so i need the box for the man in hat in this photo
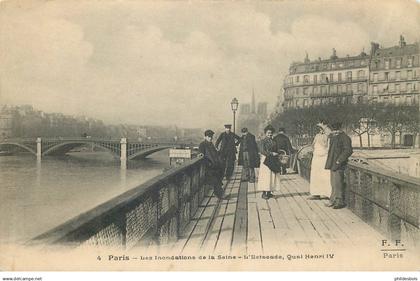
[238,127,259,182]
[198,130,227,199]
[215,124,241,179]
[325,122,353,209]
[273,127,294,175]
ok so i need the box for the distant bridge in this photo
[0,137,189,161]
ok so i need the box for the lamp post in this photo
[230,97,239,134]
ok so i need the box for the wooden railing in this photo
[297,151,420,250]
[30,157,208,249]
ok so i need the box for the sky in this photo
[0,0,419,128]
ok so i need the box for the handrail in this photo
[30,156,207,247]
[348,161,420,188]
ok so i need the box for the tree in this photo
[375,103,412,148]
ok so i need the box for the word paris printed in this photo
[0,0,419,272]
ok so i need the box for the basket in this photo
[278,149,289,165]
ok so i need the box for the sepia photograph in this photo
[0,0,419,274]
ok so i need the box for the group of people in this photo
[308,121,353,209]
[198,124,294,200]
[198,120,353,208]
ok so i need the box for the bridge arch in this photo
[0,142,37,156]
[41,141,120,158]
[127,146,171,160]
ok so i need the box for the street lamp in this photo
[230,97,239,134]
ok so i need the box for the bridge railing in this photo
[296,151,420,251]
[30,157,209,249]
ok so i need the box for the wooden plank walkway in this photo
[169,165,384,255]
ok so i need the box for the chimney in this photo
[399,35,406,47]
[370,42,380,56]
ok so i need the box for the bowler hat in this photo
[224,124,232,128]
[241,127,248,133]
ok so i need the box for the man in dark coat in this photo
[215,124,240,179]
[325,122,353,209]
[198,130,227,199]
[273,127,295,175]
[238,127,259,182]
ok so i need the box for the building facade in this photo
[282,37,420,109]
[369,36,420,104]
[0,105,14,139]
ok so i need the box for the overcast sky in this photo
[1,0,419,128]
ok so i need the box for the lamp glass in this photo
[231,98,239,111]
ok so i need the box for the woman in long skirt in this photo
[308,121,331,200]
[257,125,281,200]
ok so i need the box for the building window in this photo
[396,58,402,68]
[321,73,327,82]
[383,96,389,101]
[303,99,308,107]
[396,71,401,80]
[338,73,342,81]
[373,73,378,82]
[394,96,400,104]
[330,85,337,94]
[295,76,300,83]
[396,84,400,93]
[346,71,352,81]
[357,70,365,79]
[407,70,413,80]
[358,83,363,93]
[296,88,301,95]
[313,75,317,84]
[346,84,352,93]
[304,75,309,84]
[329,73,334,82]
[337,84,342,94]
[407,83,412,92]
[372,97,378,103]
[406,96,412,104]
[384,72,389,81]
[385,59,390,69]
[321,86,327,95]
[303,88,309,95]
[373,85,378,94]
[408,56,413,67]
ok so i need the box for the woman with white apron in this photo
[308,122,332,200]
[257,125,280,200]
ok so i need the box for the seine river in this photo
[0,151,169,244]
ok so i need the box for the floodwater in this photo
[0,151,170,244]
